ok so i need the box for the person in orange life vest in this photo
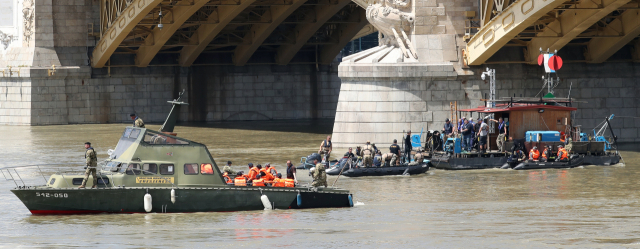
[556,144,569,162]
[252,174,266,187]
[529,146,540,161]
[222,172,233,184]
[234,172,248,186]
[261,168,275,182]
[264,163,278,176]
[258,172,273,186]
[246,163,259,180]
[284,177,295,188]
[272,173,286,187]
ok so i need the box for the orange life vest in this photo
[541,149,549,159]
[262,171,275,181]
[558,148,568,160]
[267,166,277,175]
[247,167,259,180]
[253,178,265,187]
[284,179,295,188]
[234,176,247,186]
[273,178,285,187]
[223,172,233,184]
[529,149,540,160]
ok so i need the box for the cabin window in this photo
[72,178,83,185]
[143,163,157,175]
[98,178,109,185]
[143,132,190,145]
[126,163,141,175]
[184,163,199,175]
[117,163,128,173]
[129,129,141,139]
[122,128,132,138]
[200,163,214,175]
[49,178,56,185]
[160,164,174,175]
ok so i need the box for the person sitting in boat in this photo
[373,151,382,167]
[346,147,356,159]
[260,168,275,182]
[511,147,526,162]
[252,174,266,187]
[333,152,351,169]
[529,146,540,162]
[272,173,286,187]
[264,163,278,176]
[234,172,249,186]
[541,145,552,162]
[556,145,569,162]
[246,163,260,181]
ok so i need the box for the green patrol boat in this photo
[9,92,353,214]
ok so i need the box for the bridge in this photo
[92,0,375,68]
[464,0,640,65]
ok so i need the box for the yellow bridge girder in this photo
[319,7,368,64]
[464,0,566,66]
[585,10,640,63]
[92,0,163,68]
[525,0,631,64]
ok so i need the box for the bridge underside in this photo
[465,0,640,65]
[92,0,374,68]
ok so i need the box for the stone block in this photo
[393,102,410,111]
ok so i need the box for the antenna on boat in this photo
[160,89,189,133]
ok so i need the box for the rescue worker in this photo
[489,117,508,152]
[404,130,413,161]
[130,113,145,128]
[284,160,298,184]
[234,172,248,186]
[222,171,233,184]
[389,139,401,166]
[284,177,295,188]
[260,165,275,182]
[541,145,553,162]
[318,135,332,162]
[443,118,454,139]
[414,148,424,163]
[246,163,259,180]
[381,153,394,167]
[362,140,374,167]
[529,146,540,162]
[478,119,489,153]
[265,163,277,176]
[557,145,569,162]
[512,148,526,162]
[79,142,98,189]
[310,159,327,188]
[272,173,286,187]
[252,174,266,187]
[223,161,236,175]
[565,137,573,153]
[346,147,356,158]
[373,151,382,167]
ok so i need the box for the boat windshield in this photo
[111,128,140,159]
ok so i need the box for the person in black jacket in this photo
[404,130,413,161]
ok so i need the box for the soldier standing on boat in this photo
[318,135,332,161]
[311,159,327,188]
[362,141,374,167]
[489,117,508,152]
[79,142,98,189]
[130,114,145,128]
[389,139,401,166]
[404,130,413,161]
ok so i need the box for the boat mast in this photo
[160,89,189,133]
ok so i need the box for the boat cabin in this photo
[45,127,226,188]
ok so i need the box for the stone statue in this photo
[354,0,417,59]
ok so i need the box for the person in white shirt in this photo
[478,119,489,153]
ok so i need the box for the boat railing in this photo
[0,163,85,188]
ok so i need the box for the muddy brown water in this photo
[0,121,639,248]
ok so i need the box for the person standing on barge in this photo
[478,119,489,153]
[443,118,454,139]
[461,119,473,152]
[489,117,508,152]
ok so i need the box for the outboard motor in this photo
[307,153,321,163]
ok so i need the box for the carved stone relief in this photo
[365,0,417,59]
[22,0,34,45]
[0,30,14,49]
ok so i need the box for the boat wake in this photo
[354,201,365,206]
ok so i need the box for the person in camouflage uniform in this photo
[79,142,98,188]
[311,159,327,187]
[130,113,145,128]
[223,161,236,175]
[361,140,374,167]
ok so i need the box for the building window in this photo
[184,163,198,175]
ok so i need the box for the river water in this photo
[1,121,639,248]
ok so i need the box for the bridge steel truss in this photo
[465,0,640,65]
[92,0,375,68]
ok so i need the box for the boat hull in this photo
[430,154,508,170]
[339,162,431,177]
[11,187,352,214]
[512,157,585,170]
[582,154,621,166]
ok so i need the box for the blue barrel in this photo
[297,193,302,207]
[348,194,354,207]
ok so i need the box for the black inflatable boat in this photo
[501,156,585,170]
[326,158,431,177]
[430,153,508,170]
